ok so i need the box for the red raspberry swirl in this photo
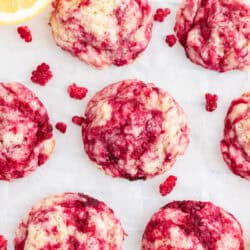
[175,0,250,72]
[14,193,125,250]
[221,93,250,179]
[142,200,244,250]
[0,82,54,181]
[82,80,189,180]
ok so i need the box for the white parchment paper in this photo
[0,1,250,249]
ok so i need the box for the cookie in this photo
[221,93,250,179]
[0,235,7,250]
[82,80,189,180]
[15,193,125,250]
[0,82,54,181]
[175,0,250,72]
[50,0,153,69]
[142,200,244,250]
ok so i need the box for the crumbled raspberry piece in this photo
[159,175,177,196]
[154,8,171,22]
[17,26,32,43]
[165,34,177,47]
[55,122,67,134]
[205,93,218,112]
[68,83,88,100]
[72,116,85,126]
[31,63,53,86]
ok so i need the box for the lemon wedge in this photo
[0,0,51,24]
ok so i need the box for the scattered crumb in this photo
[154,8,171,22]
[159,175,177,196]
[31,63,53,86]
[165,34,177,47]
[72,116,85,126]
[205,93,218,112]
[17,26,32,43]
[55,122,67,134]
[68,83,88,100]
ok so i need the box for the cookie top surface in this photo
[50,0,153,68]
[175,0,250,72]
[0,82,54,181]
[82,80,189,180]
[15,193,125,250]
[142,200,244,250]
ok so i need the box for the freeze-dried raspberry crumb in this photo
[154,8,171,22]
[17,26,32,43]
[55,122,67,134]
[0,235,7,250]
[205,93,218,112]
[68,83,88,100]
[159,175,177,196]
[165,34,177,47]
[72,116,85,126]
[31,63,53,86]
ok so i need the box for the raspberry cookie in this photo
[15,193,125,250]
[221,93,250,179]
[82,80,189,180]
[0,235,7,250]
[50,0,153,69]
[142,200,244,250]
[0,82,54,181]
[175,0,250,72]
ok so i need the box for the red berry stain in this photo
[0,235,7,250]
[72,116,85,126]
[205,93,218,112]
[17,26,32,43]
[51,226,58,234]
[159,175,177,196]
[68,83,88,100]
[154,8,171,22]
[165,34,177,47]
[55,122,67,134]
[31,63,53,86]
